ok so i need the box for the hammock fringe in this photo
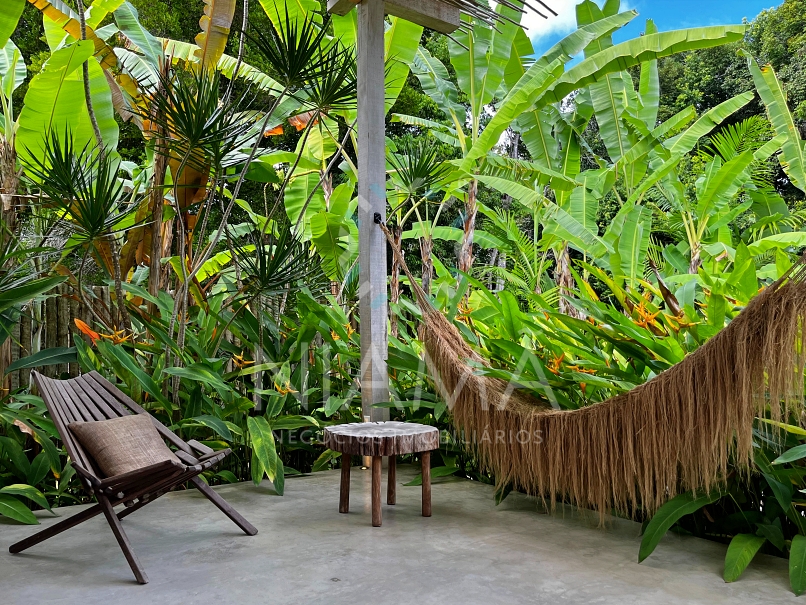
[378,220,806,519]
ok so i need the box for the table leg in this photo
[339,453,350,513]
[372,455,382,527]
[387,455,396,505]
[422,451,431,517]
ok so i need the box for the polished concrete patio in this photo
[0,465,798,604]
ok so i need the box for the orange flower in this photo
[274,380,298,395]
[547,353,565,375]
[74,318,101,345]
[632,300,661,330]
[233,351,254,370]
[567,364,597,375]
[264,124,284,137]
[99,328,131,345]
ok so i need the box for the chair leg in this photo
[387,455,396,505]
[8,503,104,554]
[98,495,149,585]
[371,456,382,527]
[339,453,350,513]
[422,451,432,517]
[190,476,258,536]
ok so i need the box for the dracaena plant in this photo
[22,132,141,330]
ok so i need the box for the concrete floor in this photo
[0,465,798,604]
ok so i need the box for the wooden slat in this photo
[9,319,20,391]
[62,378,106,422]
[19,312,31,389]
[40,375,81,424]
[32,374,96,474]
[69,296,80,377]
[53,378,94,422]
[79,373,132,418]
[86,372,195,455]
[56,285,69,376]
[71,374,123,420]
[44,295,57,377]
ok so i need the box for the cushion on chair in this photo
[68,414,181,478]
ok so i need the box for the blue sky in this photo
[527,0,779,55]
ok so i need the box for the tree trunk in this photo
[0,136,21,389]
[390,225,402,338]
[554,244,583,319]
[689,244,701,274]
[147,76,169,311]
[419,235,434,296]
[497,251,506,292]
[457,179,478,274]
[488,248,498,291]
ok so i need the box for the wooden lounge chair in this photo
[8,371,257,584]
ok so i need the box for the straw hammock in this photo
[377,220,806,519]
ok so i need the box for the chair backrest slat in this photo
[86,372,195,455]
[72,374,126,420]
[32,371,198,476]
[50,377,89,424]
[32,373,97,473]
[52,379,96,423]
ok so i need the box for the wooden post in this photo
[44,294,57,378]
[387,455,396,505]
[357,0,390,423]
[421,451,431,517]
[371,455,382,527]
[69,296,80,376]
[6,319,19,391]
[339,453,351,513]
[19,312,30,389]
[57,285,69,377]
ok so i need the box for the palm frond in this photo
[22,131,135,243]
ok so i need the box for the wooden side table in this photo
[323,421,439,527]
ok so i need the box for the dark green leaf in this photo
[0,484,52,512]
[0,493,39,524]
[724,534,765,582]
[791,534,806,595]
[5,347,76,374]
[639,491,721,562]
[403,466,459,486]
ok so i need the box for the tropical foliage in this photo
[2,0,806,595]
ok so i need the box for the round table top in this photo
[323,421,439,456]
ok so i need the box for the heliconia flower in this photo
[74,318,101,345]
[99,328,132,345]
[274,380,298,395]
[233,351,254,370]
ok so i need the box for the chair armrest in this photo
[198,448,230,463]
[98,458,184,490]
[187,439,215,455]
[175,450,201,466]
[72,462,102,492]
[176,447,230,471]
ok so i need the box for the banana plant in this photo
[0,38,26,235]
[409,0,745,277]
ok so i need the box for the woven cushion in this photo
[68,414,181,478]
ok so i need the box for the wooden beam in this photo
[384,0,460,34]
[357,0,390,422]
[327,0,460,34]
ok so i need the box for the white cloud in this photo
[523,0,579,44]
[523,0,637,50]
